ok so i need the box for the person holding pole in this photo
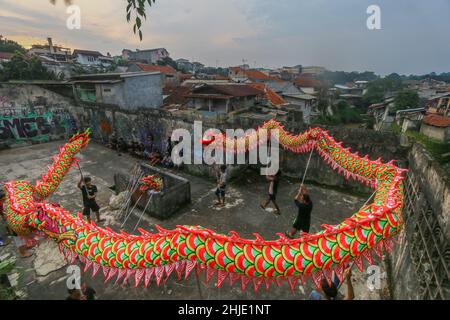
[78,176,104,224]
[286,185,313,238]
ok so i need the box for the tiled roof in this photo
[230,67,280,82]
[134,63,177,75]
[248,83,287,106]
[293,76,324,88]
[423,114,450,128]
[163,85,192,105]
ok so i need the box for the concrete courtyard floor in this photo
[0,141,390,300]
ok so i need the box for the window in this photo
[103,88,111,93]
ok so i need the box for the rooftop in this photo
[132,63,177,75]
[73,49,104,57]
[247,83,288,106]
[423,114,450,128]
[293,76,324,88]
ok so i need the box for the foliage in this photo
[0,53,57,81]
[0,38,26,54]
[157,57,179,71]
[393,90,420,111]
[314,100,364,125]
[362,73,405,106]
[126,0,157,40]
[405,131,450,164]
[0,259,17,300]
[321,70,378,86]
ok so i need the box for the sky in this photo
[0,0,449,75]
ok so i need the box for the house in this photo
[186,84,263,114]
[0,52,13,63]
[420,114,450,143]
[163,85,192,108]
[72,50,113,67]
[247,83,288,107]
[301,66,326,76]
[39,56,73,79]
[266,80,302,96]
[71,72,163,110]
[28,38,71,62]
[293,76,325,95]
[176,58,193,72]
[426,93,450,117]
[229,67,278,83]
[395,108,425,133]
[281,93,318,124]
[122,48,170,64]
[368,97,396,131]
[192,62,205,73]
[127,63,179,86]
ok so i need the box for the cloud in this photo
[0,0,449,74]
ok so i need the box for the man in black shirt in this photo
[286,186,313,238]
[78,177,103,224]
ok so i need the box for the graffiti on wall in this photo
[0,112,54,142]
[0,109,78,145]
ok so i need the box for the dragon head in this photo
[139,175,164,192]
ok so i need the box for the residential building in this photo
[420,114,450,142]
[293,76,325,95]
[282,93,318,124]
[186,84,263,114]
[426,93,450,117]
[395,108,425,133]
[127,63,179,86]
[247,83,288,107]
[229,67,279,83]
[301,66,326,76]
[72,72,163,110]
[28,38,71,62]
[368,97,396,131]
[122,48,170,64]
[266,81,302,96]
[176,58,193,72]
[192,62,205,73]
[72,49,113,67]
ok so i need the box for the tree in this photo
[394,90,420,111]
[0,38,26,54]
[0,53,57,81]
[157,57,179,71]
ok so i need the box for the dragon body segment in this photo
[1,121,406,292]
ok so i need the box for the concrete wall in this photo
[114,164,191,220]
[420,123,450,143]
[281,126,408,194]
[123,74,163,110]
[388,144,450,300]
